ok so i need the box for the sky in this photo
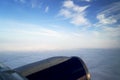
[0,0,120,51]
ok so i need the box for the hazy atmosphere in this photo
[0,0,120,80]
[0,0,120,51]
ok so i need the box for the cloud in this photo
[45,6,49,13]
[3,21,61,37]
[0,21,64,51]
[97,1,120,25]
[63,0,74,8]
[0,20,120,51]
[80,0,91,2]
[20,0,26,3]
[59,0,90,26]
[14,0,26,3]
[101,26,120,38]
[94,22,120,40]
[95,1,120,39]
[31,0,42,8]
[85,0,91,2]
[59,9,71,18]
[91,25,120,39]
[31,1,37,8]
[71,13,89,26]
[97,14,117,25]
[15,0,42,8]
[99,1,120,16]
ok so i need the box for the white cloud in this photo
[59,0,90,26]
[95,1,120,40]
[15,0,26,3]
[0,21,64,51]
[97,14,117,25]
[91,25,120,39]
[94,22,120,40]
[63,0,74,8]
[100,1,120,16]
[59,9,72,19]
[15,0,42,9]
[45,6,49,13]
[85,0,91,2]
[96,1,120,25]
[3,21,61,37]
[73,5,89,13]
[102,26,120,38]
[31,0,42,8]
[80,0,91,2]
[1,20,120,51]
[71,14,89,26]
[1,11,120,52]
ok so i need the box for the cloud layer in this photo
[0,19,119,51]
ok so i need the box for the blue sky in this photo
[0,0,120,51]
